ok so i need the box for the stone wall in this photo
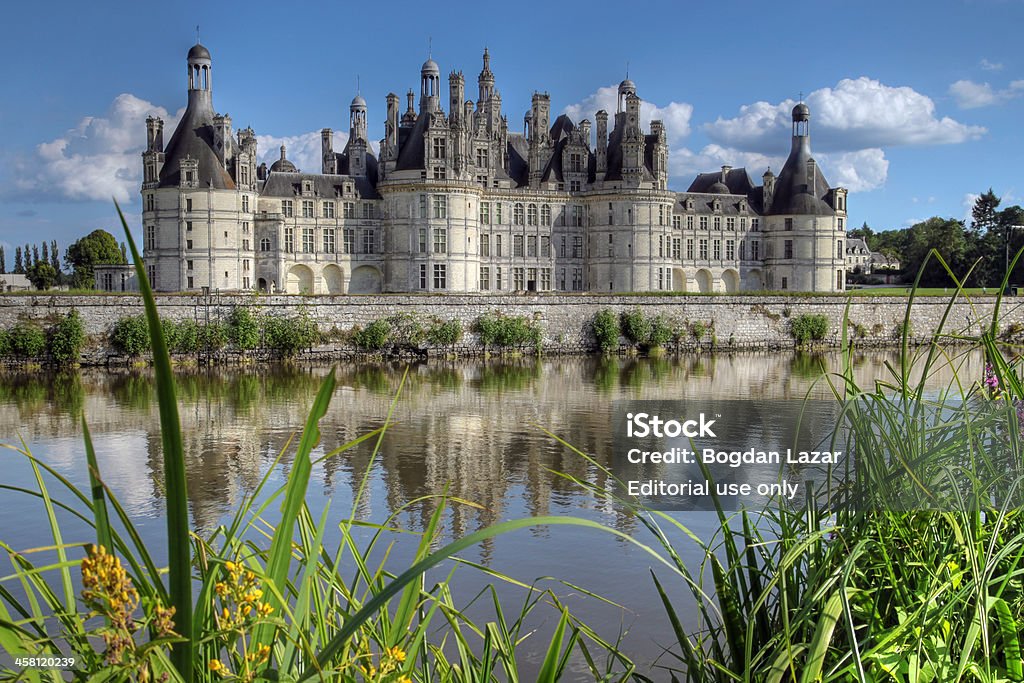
[3,293,1024,359]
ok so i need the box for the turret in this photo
[762,168,775,212]
[401,89,416,127]
[146,116,164,152]
[322,128,337,174]
[449,71,464,124]
[186,43,213,110]
[350,94,367,141]
[579,119,591,148]
[478,48,495,101]
[212,113,232,166]
[143,116,165,186]
[596,110,608,178]
[420,57,440,113]
[528,92,551,187]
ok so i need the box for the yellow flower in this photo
[224,561,237,573]
[398,676,412,683]
[209,660,223,671]
[387,646,407,663]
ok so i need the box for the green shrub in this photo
[475,312,541,348]
[49,309,85,364]
[228,307,260,350]
[387,313,426,348]
[690,320,707,341]
[199,322,228,351]
[0,330,10,357]
[164,319,199,353]
[426,318,463,347]
[112,316,150,355]
[790,313,829,345]
[620,310,652,345]
[351,319,391,350]
[592,309,620,352]
[9,323,46,358]
[265,314,319,356]
[649,316,673,347]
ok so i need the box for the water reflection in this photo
[0,349,984,676]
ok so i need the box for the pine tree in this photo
[32,244,39,265]
[23,244,31,269]
[14,247,23,274]
[50,240,60,273]
[41,241,49,265]
[0,246,5,274]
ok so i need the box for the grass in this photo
[2,205,1024,682]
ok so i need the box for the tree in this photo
[999,205,1024,286]
[23,244,32,269]
[0,246,5,274]
[971,189,1001,234]
[25,260,58,290]
[31,244,39,265]
[50,240,60,274]
[14,247,23,274]
[847,222,875,241]
[903,217,970,287]
[41,241,49,266]
[65,229,125,289]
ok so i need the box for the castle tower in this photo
[186,43,213,109]
[478,48,495,101]
[528,92,551,187]
[347,94,368,177]
[420,57,440,113]
[321,128,336,174]
[595,110,608,179]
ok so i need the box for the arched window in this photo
[527,204,538,226]
[541,204,551,226]
[514,203,524,226]
[260,238,271,252]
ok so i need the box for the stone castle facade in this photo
[141,43,848,294]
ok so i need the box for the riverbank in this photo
[2,292,1023,366]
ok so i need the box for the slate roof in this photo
[395,114,429,171]
[767,136,834,216]
[158,94,236,190]
[259,170,378,200]
[687,168,755,195]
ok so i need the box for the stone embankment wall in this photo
[2,293,1023,362]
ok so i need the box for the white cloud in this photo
[256,131,349,174]
[668,144,783,182]
[563,85,693,143]
[949,79,1024,108]
[15,94,182,203]
[707,77,985,153]
[980,58,1004,71]
[817,149,889,192]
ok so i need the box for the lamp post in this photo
[1005,224,1024,295]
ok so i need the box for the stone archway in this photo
[349,265,382,294]
[722,269,739,293]
[321,264,345,295]
[257,277,268,293]
[673,268,686,292]
[695,269,713,294]
[286,265,314,294]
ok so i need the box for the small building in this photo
[0,274,31,292]
[94,264,139,292]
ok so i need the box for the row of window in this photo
[277,227,377,255]
[281,200,375,219]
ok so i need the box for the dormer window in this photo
[303,180,313,194]
[713,200,722,212]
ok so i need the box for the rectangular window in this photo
[242,222,249,234]
[837,239,843,259]
[323,229,336,254]
[781,276,788,290]
[541,268,551,291]
[495,203,503,223]
[363,229,375,254]
[726,239,735,260]
[673,215,681,229]
[572,205,584,227]
[476,148,488,167]
[752,218,760,231]
[433,195,447,219]
[570,180,581,192]
[343,229,354,254]
[513,234,524,257]
[713,239,721,260]
[514,204,524,225]
[242,239,250,251]
[699,216,708,230]
[432,137,447,159]
[480,266,490,290]
[418,228,427,253]
[657,268,664,290]
[740,217,747,230]
[572,236,583,259]
[284,228,294,253]
[785,218,794,231]
[344,202,355,218]
[513,267,525,290]
[658,205,665,225]
[541,235,550,257]
[302,227,314,253]
[658,235,664,258]
[187,276,194,289]
[496,234,502,257]
[433,166,447,180]
[186,198,193,212]
[433,227,447,254]
[282,200,293,217]
[480,202,490,224]
[146,225,155,249]
[433,264,447,289]
[726,217,735,231]
[242,259,250,272]
[527,235,537,257]
[363,203,374,219]
[713,216,721,230]
[541,205,551,226]
[752,240,760,260]
[186,260,194,270]
[838,217,844,230]
[496,266,503,290]
[146,194,155,211]
[323,201,335,218]
[186,238,194,250]
[572,268,583,291]
[302,200,314,218]
[527,204,538,226]
[699,238,708,260]
[672,237,681,259]
[186,221,193,232]
[686,238,694,260]
[480,233,490,257]
[784,239,794,259]
[419,264,427,290]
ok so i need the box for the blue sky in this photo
[2,0,1022,258]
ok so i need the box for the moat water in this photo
[0,350,983,679]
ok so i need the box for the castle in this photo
[140,43,848,294]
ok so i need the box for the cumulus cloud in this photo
[256,131,349,175]
[949,79,1024,108]
[14,94,182,202]
[563,85,693,143]
[668,144,784,182]
[706,77,985,153]
[817,149,889,193]
[980,58,1004,71]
